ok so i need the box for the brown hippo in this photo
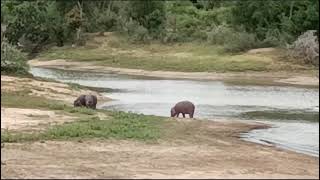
[74,95,97,109]
[74,95,86,107]
[171,101,195,118]
[84,95,98,109]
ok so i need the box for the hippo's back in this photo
[175,101,195,113]
[74,95,86,106]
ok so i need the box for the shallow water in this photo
[241,120,319,156]
[30,67,319,157]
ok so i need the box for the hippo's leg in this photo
[182,113,185,118]
[176,113,179,117]
[190,109,195,118]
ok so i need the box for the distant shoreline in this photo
[29,59,319,87]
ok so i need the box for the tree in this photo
[4,1,51,52]
[231,0,319,42]
[128,0,166,38]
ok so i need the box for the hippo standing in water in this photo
[74,95,97,109]
[171,101,195,118]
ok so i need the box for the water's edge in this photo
[29,67,319,157]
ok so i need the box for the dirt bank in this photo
[29,59,319,87]
[1,121,319,179]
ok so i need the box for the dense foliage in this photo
[1,0,318,57]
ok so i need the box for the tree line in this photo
[1,0,319,74]
[2,0,318,49]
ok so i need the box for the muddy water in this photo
[30,67,319,157]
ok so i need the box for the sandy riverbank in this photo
[29,59,319,87]
[1,119,319,179]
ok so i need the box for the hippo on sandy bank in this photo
[171,101,195,118]
[74,94,97,109]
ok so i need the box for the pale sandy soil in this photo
[28,59,319,87]
[1,121,319,179]
[1,107,75,131]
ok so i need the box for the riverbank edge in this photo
[28,59,319,87]
[25,60,319,158]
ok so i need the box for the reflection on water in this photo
[30,67,319,156]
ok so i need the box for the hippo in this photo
[84,95,97,109]
[74,95,97,109]
[171,101,195,118]
[74,95,86,107]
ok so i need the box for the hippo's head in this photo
[170,108,176,117]
[87,99,93,107]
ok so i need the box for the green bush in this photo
[85,7,118,32]
[145,9,166,39]
[3,1,76,51]
[206,24,233,44]
[223,31,258,52]
[207,25,259,52]
[124,19,150,43]
[231,0,319,42]
[1,38,29,74]
[259,28,295,48]
[162,31,180,43]
[165,2,233,43]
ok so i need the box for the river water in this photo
[30,67,319,157]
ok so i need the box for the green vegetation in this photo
[1,90,167,143]
[231,1,319,43]
[45,111,163,141]
[1,0,318,74]
[1,111,165,143]
[1,38,29,75]
[2,0,319,50]
[2,90,66,110]
[1,90,98,116]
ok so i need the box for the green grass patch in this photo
[1,111,165,143]
[1,91,98,117]
[1,77,168,143]
[1,90,67,110]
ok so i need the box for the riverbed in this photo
[30,67,319,157]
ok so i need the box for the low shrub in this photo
[287,30,319,66]
[1,38,29,74]
[207,25,259,52]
